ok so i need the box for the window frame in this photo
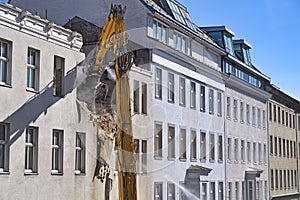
[0,123,9,173]
[53,55,65,97]
[24,127,38,174]
[75,132,86,175]
[51,129,64,174]
[0,39,11,86]
[27,48,40,91]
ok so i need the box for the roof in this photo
[201,26,235,37]
[233,39,252,49]
[142,0,220,48]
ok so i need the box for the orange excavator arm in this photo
[93,4,137,200]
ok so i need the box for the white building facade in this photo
[8,0,228,199]
[0,3,104,200]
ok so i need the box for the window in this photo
[154,182,163,200]
[290,140,293,158]
[294,141,296,158]
[228,182,232,200]
[53,56,65,97]
[288,170,290,188]
[202,182,207,200]
[273,105,276,122]
[190,81,196,109]
[286,112,289,127]
[135,139,147,173]
[141,83,147,114]
[258,143,262,164]
[154,123,162,158]
[167,182,175,200]
[179,77,186,106]
[210,182,215,200]
[275,170,278,189]
[233,99,238,120]
[226,96,231,118]
[284,170,287,189]
[253,142,257,163]
[0,123,9,172]
[241,140,245,162]
[298,116,300,131]
[242,181,245,199]
[190,130,196,161]
[210,133,215,162]
[179,128,186,160]
[278,107,281,124]
[27,48,40,91]
[262,110,266,128]
[200,131,206,162]
[246,104,250,124]
[269,103,272,121]
[235,182,239,200]
[218,135,223,162]
[282,110,285,125]
[173,32,187,53]
[0,40,11,85]
[25,127,38,173]
[227,138,232,161]
[168,125,175,159]
[200,86,205,112]
[152,20,167,43]
[293,115,295,129]
[218,182,223,200]
[283,139,286,157]
[141,140,147,173]
[52,130,63,174]
[290,114,292,128]
[279,138,282,156]
[155,68,162,99]
[257,108,261,127]
[133,80,139,113]
[252,106,256,126]
[209,89,214,114]
[240,102,244,123]
[287,140,289,157]
[168,73,174,103]
[234,139,238,161]
[217,92,222,117]
[274,137,278,156]
[75,132,86,174]
[271,169,274,190]
[270,136,273,155]
[247,141,251,162]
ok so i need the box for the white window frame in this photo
[25,127,38,174]
[209,89,214,114]
[200,85,206,112]
[179,128,186,160]
[217,92,222,117]
[168,72,174,103]
[53,56,65,97]
[233,99,238,120]
[190,81,196,109]
[179,77,186,106]
[152,19,167,44]
[240,101,244,123]
[226,96,231,118]
[167,125,175,160]
[0,40,11,86]
[27,48,40,91]
[173,31,188,53]
[155,68,162,99]
[75,132,86,174]
[154,182,163,200]
[154,122,163,158]
[0,123,9,173]
[51,129,63,174]
[190,129,197,161]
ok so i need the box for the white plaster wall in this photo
[0,22,104,200]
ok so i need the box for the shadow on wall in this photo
[4,66,78,146]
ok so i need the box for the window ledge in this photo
[0,82,12,88]
[167,157,175,161]
[75,172,86,176]
[179,158,187,162]
[51,171,64,176]
[190,158,197,162]
[200,159,206,163]
[154,156,163,160]
[0,171,10,175]
[209,159,215,163]
[217,159,223,164]
[26,88,39,94]
[24,172,38,176]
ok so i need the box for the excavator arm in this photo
[92,4,137,200]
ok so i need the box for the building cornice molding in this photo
[0,2,83,51]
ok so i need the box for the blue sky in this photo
[178,0,300,100]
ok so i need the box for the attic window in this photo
[166,0,198,31]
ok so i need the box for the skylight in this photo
[166,0,198,32]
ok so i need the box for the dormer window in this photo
[201,26,235,55]
[233,39,252,66]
